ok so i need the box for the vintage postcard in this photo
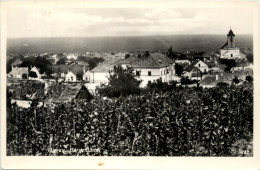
[1,0,259,169]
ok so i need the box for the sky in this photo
[6,8,253,38]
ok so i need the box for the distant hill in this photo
[7,34,253,54]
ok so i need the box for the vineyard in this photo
[7,83,253,156]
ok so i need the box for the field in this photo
[7,83,253,156]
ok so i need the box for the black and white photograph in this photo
[1,0,259,169]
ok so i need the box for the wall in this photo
[92,72,110,83]
[11,100,43,108]
[194,61,209,72]
[220,49,241,59]
[65,71,77,82]
[134,65,175,87]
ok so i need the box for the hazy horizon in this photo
[6,33,254,39]
[7,34,253,54]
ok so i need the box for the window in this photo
[231,54,233,57]
[161,71,162,75]
[167,69,169,74]
[148,71,151,76]
[164,70,165,75]
[71,76,73,81]
[148,81,152,84]
[198,64,200,67]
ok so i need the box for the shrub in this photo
[97,66,142,97]
[246,75,253,82]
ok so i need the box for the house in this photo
[29,66,42,80]
[85,62,115,84]
[8,67,29,79]
[182,67,202,80]
[121,52,176,87]
[220,29,243,59]
[199,70,253,88]
[184,59,209,73]
[61,62,84,82]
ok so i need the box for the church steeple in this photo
[227,29,235,48]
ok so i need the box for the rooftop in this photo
[184,59,203,72]
[63,62,84,75]
[9,67,28,75]
[122,52,173,68]
[91,58,123,72]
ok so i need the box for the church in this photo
[219,29,242,59]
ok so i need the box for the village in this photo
[6,29,254,157]
[7,29,253,108]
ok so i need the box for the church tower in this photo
[227,29,236,48]
[219,29,241,59]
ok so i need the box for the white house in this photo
[65,71,77,82]
[220,29,243,59]
[184,59,209,73]
[8,67,28,79]
[61,62,84,82]
[121,53,176,87]
[29,66,42,80]
[86,62,114,84]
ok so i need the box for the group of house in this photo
[8,58,42,80]
[7,29,253,88]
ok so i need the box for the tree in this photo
[125,54,131,59]
[246,75,253,83]
[246,53,253,63]
[167,46,178,60]
[56,56,68,65]
[77,55,87,61]
[34,56,53,75]
[178,54,187,60]
[87,57,105,70]
[97,66,142,97]
[233,76,240,84]
[175,64,184,77]
[219,59,236,72]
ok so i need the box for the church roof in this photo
[227,29,235,36]
[220,41,228,49]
